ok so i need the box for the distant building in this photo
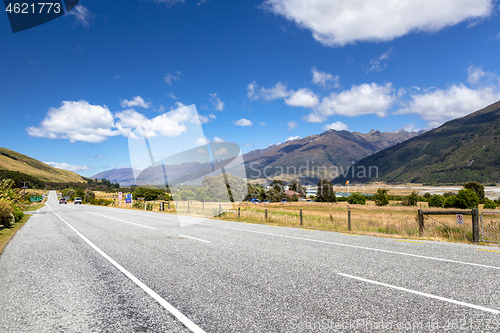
[304,185,317,197]
[284,190,301,198]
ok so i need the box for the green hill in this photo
[334,100,500,184]
[0,147,86,183]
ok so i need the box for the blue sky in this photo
[1,0,500,178]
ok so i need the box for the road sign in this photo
[30,196,43,202]
[456,214,464,225]
[125,193,132,204]
[118,192,123,200]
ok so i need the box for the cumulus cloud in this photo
[312,68,340,89]
[323,121,349,131]
[397,84,500,127]
[26,101,119,143]
[46,162,91,172]
[287,121,298,130]
[263,0,493,46]
[195,137,210,145]
[209,93,225,111]
[285,88,320,108]
[235,118,253,126]
[247,81,290,101]
[213,136,225,142]
[306,83,395,122]
[120,96,151,109]
[214,147,229,156]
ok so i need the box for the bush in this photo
[146,202,154,211]
[428,195,445,208]
[463,181,485,204]
[0,199,15,227]
[91,199,113,206]
[402,192,419,206]
[444,189,479,209]
[348,193,366,205]
[12,204,23,222]
[484,199,497,210]
[133,201,144,209]
[443,195,457,208]
[373,188,389,206]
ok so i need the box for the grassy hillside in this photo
[0,147,86,183]
[334,101,500,184]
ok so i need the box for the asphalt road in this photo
[1,191,499,332]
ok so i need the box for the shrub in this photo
[484,199,497,210]
[428,195,445,208]
[402,192,419,206]
[443,195,457,208]
[133,201,144,209]
[12,204,23,222]
[373,188,389,206]
[0,199,15,228]
[463,181,485,204]
[444,189,479,209]
[348,193,366,205]
[91,199,113,206]
[146,203,154,211]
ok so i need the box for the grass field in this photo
[89,192,500,244]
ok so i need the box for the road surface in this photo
[1,191,499,332]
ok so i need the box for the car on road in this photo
[263,200,271,203]
[251,198,262,203]
[74,197,82,205]
[59,198,67,204]
[281,198,288,203]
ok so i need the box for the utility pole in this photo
[22,182,28,199]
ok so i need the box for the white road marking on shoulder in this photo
[338,273,500,314]
[179,235,211,243]
[87,211,156,230]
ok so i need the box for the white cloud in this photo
[285,136,300,142]
[263,0,493,46]
[466,65,499,87]
[235,118,253,126]
[247,81,290,101]
[196,148,209,155]
[45,162,91,172]
[120,96,151,109]
[306,83,395,122]
[209,93,225,111]
[164,72,181,86]
[323,121,349,131]
[209,114,216,119]
[68,5,94,27]
[367,49,392,73]
[285,88,320,108]
[287,121,298,130]
[312,68,340,89]
[397,84,500,127]
[26,101,119,143]
[195,137,210,145]
[166,92,178,99]
[214,147,229,156]
[213,136,225,142]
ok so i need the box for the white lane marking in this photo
[87,211,156,230]
[47,204,206,333]
[338,273,500,315]
[179,235,211,243]
[206,225,500,271]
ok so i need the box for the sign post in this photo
[125,194,132,205]
[118,192,122,206]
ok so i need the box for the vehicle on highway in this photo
[59,198,67,204]
[281,198,288,203]
[74,197,82,205]
[263,200,271,203]
[251,198,262,203]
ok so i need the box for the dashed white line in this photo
[87,211,156,230]
[338,273,500,314]
[47,204,206,333]
[179,235,211,243]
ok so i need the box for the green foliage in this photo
[373,188,389,206]
[444,189,479,209]
[428,195,445,208]
[423,192,431,199]
[402,191,419,206]
[0,179,22,204]
[347,193,366,205]
[0,199,14,227]
[202,174,247,202]
[132,187,168,201]
[11,205,23,222]
[133,201,144,209]
[316,179,336,202]
[84,189,95,203]
[463,181,485,204]
[483,199,497,210]
[288,180,306,198]
[0,170,45,189]
[146,202,154,211]
[179,190,196,201]
[91,199,113,206]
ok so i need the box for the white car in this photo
[74,197,83,204]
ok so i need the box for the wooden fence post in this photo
[348,210,351,232]
[300,209,303,226]
[472,209,480,243]
[418,209,424,236]
[238,207,240,219]
[265,209,268,220]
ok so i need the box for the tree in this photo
[373,188,389,206]
[316,179,336,202]
[463,181,485,204]
[348,193,366,205]
[289,180,306,198]
[180,190,196,201]
[444,189,479,209]
[402,191,419,206]
[484,199,497,209]
[428,195,445,208]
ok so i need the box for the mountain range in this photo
[334,100,500,184]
